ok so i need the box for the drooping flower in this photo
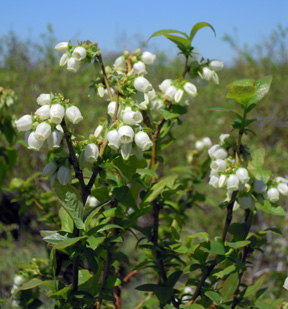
[174,89,184,103]
[84,144,99,163]
[35,105,51,120]
[55,42,69,52]
[34,122,51,141]
[134,76,153,93]
[67,57,81,72]
[210,60,224,71]
[133,61,147,75]
[277,183,288,196]
[118,126,134,144]
[107,130,121,150]
[141,51,156,65]
[59,53,69,66]
[94,125,104,138]
[227,174,240,191]
[66,106,83,124]
[72,47,87,60]
[236,168,250,184]
[37,94,51,106]
[267,188,280,203]
[134,131,153,151]
[50,104,65,124]
[47,130,63,148]
[184,82,197,97]
[107,101,121,119]
[164,85,177,101]
[121,143,132,160]
[159,79,172,93]
[123,110,143,125]
[113,56,126,69]
[27,132,44,151]
[15,115,33,132]
[210,159,227,173]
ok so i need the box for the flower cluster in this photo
[195,137,212,151]
[14,93,83,151]
[43,161,73,186]
[198,60,224,84]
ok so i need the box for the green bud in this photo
[134,48,141,55]
[131,56,138,63]
[123,50,129,58]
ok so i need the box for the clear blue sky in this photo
[2,0,288,65]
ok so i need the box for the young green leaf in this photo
[190,22,216,41]
[147,29,190,42]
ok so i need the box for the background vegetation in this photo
[1,24,288,306]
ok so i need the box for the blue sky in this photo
[2,1,288,65]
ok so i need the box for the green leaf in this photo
[163,34,191,53]
[162,110,180,120]
[204,290,221,305]
[186,232,209,243]
[248,148,271,183]
[208,107,242,119]
[54,182,85,230]
[78,269,93,286]
[225,240,251,249]
[136,168,158,179]
[52,236,87,252]
[43,232,69,244]
[148,29,190,42]
[186,305,205,309]
[244,275,265,298]
[190,22,216,41]
[113,155,146,180]
[165,270,182,288]
[154,286,173,304]
[213,265,236,279]
[171,215,182,240]
[86,236,105,250]
[221,272,239,302]
[226,79,256,104]
[209,240,225,255]
[256,200,286,216]
[229,223,250,241]
[246,76,272,107]
[135,284,157,291]
[59,207,74,233]
[9,177,25,190]
[255,300,276,309]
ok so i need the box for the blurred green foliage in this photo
[1,24,288,305]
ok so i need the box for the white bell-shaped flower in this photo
[227,174,240,191]
[42,161,58,177]
[37,93,51,106]
[184,82,197,97]
[123,111,143,125]
[94,125,103,138]
[27,132,44,151]
[219,134,230,143]
[159,79,172,93]
[276,176,288,184]
[238,195,255,209]
[59,53,69,66]
[50,104,65,124]
[210,60,224,71]
[84,143,99,163]
[113,56,126,69]
[212,147,228,160]
[121,143,132,160]
[47,130,63,148]
[267,188,280,203]
[147,89,157,100]
[66,106,83,124]
[141,51,156,65]
[55,42,69,52]
[174,89,184,103]
[218,174,227,188]
[211,72,219,84]
[86,196,99,208]
[107,101,121,118]
[133,61,147,75]
[283,277,288,290]
[254,180,267,193]
[209,175,219,188]
[107,130,121,150]
[195,140,205,151]
[134,131,153,151]
[201,67,214,80]
[236,168,250,184]
[34,122,51,141]
[118,126,134,144]
[14,275,27,287]
[211,159,227,173]
[72,47,87,60]
[35,105,51,120]
[97,86,104,98]
[134,76,153,93]
[15,115,33,132]
[67,57,81,72]
[202,137,212,147]
[277,183,288,196]
[150,99,163,111]
[164,85,177,101]
[57,166,72,185]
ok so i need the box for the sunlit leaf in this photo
[190,22,216,41]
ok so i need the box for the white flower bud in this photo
[174,89,184,103]
[134,76,153,93]
[59,53,69,66]
[150,99,163,111]
[55,42,69,52]
[123,111,143,125]
[107,130,121,150]
[133,61,147,75]
[276,176,288,184]
[202,137,212,147]
[236,168,250,184]
[97,86,105,98]
[267,188,280,203]
[67,57,81,72]
[227,174,240,191]
[211,159,227,172]
[118,126,134,144]
[254,180,267,193]
[37,93,51,106]
[238,195,255,209]
[210,60,224,71]
[121,143,132,160]
[27,132,44,151]
[218,174,227,188]
[113,56,126,69]
[201,67,214,80]
[184,82,197,97]
[209,175,219,188]
[47,130,63,148]
[56,124,64,133]
[42,161,57,177]
[66,106,83,124]
[277,183,288,196]
[15,115,33,132]
[84,143,99,163]
[107,101,121,119]
[134,131,153,151]
[147,89,157,100]
[50,104,65,124]
[34,122,51,141]
[141,51,156,65]
[94,125,103,138]
[219,134,230,143]
[57,166,72,185]
[283,277,288,290]
[159,79,172,93]
[213,147,228,160]
[72,46,87,60]
[195,140,205,151]
[35,105,51,120]
[164,85,176,101]
[211,72,219,84]
[14,275,27,286]
[86,196,99,208]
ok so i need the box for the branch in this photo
[97,53,114,101]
